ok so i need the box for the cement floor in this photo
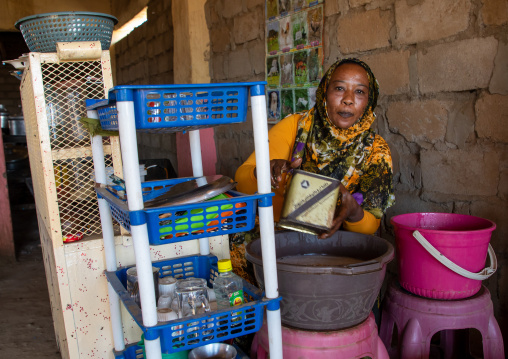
[0,245,60,357]
[1,173,60,357]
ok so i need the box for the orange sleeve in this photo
[235,114,300,221]
[343,210,381,235]
[234,159,258,195]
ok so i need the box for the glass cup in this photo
[157,294,173,309]
[157,307,178,322]
[174,278,210,317]
[159,276,177,297]
[126,266,160,308]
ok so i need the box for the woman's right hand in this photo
[269,158,302,189]
[254,158,302,189]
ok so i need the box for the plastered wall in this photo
[206,0,508,350]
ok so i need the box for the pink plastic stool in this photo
[379,281,504,359]
[251,312,389,359]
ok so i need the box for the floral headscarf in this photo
[290,58,394,218]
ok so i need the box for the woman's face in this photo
[325,63,369,129]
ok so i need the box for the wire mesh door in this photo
[39,59,115,240]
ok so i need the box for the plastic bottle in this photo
[213,259,244,309]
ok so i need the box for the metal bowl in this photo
[188,343,237,359]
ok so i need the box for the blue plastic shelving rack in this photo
[107,255,281,353]
[87,81,283,359]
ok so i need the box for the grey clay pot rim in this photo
[245,231,394,275]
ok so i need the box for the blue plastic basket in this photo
[95,178,271,245]
[86,82,262,133]
[15,12,118,53]
[107,255,281,354]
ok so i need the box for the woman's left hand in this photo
[318,184,364,239]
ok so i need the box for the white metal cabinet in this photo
[19,48,118,358]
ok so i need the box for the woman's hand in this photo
[269,158,302,189]
[254,158,302,189]
[318,184,364,239]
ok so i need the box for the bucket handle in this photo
[412,230,497,280]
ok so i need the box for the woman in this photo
[230,58,395,281]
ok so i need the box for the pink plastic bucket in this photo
[391,213,496,300]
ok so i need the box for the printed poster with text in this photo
[266,0,324,124]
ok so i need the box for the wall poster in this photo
[265,0,324,124]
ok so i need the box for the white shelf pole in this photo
[88,109,125,351]
[189,129,210,255]
[117,102,144,209]
[117,101,162,359]
[189,130,204,177]
[250,86,283,359]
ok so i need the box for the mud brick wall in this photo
[113,0,178,169]
[206,0,508,346]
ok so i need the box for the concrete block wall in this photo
[113,0,178,170]
[206,0,266,177]
[206,0,508,346]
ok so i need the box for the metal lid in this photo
[144,175,236,208]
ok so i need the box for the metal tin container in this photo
[8,116,26,136]
[278,169,340,234]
